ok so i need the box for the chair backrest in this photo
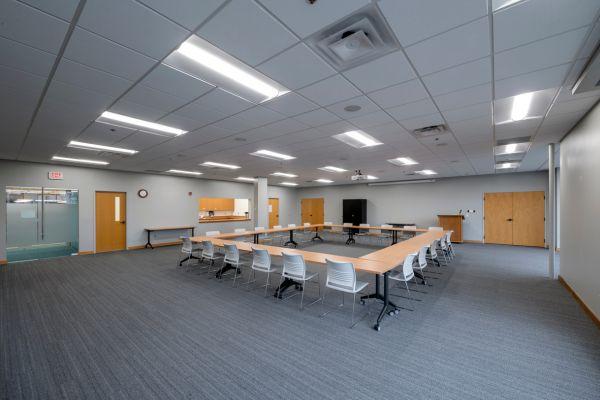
[252,248,271,270]
[201,240,214,257]
[224,244,239,263]
[404,225,416,230]
[206,230,220,237]
[274,225,282,229]
[418,245,428,267]
[430,240,439,257]
[445,231,452,244]
[181,237,193,252]
[343,222,352,226]
[402,253,417,279]
[324,221,332,225]
[255,226,265,231]
[325,259,356,291]
[282,253,306,279]
[288,223,296,228]
[428,226,443,231]
[438,235,448,249]
[381,224,393,229]
[303,222,311,227]
[234,228,246,233]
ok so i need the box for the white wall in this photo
[560,101,600,319]
[296,172,548,242]
[0,160,296,259]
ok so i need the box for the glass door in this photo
[6,187,79,262]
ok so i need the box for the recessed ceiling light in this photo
[344,105,362,112]
[415,169,437,175]
[495,142,530,155]
[167,36,288,103]
[495,162,520,170]
[510,92,533,121]
[315,179,333,183]
[271,172,297,178]
[67,140,138,155]
[387,157,418,166]
[52,156,109,165]
[280,182,298,186]
[97,111,187,136]
[201,161,241,169]
[333,130,383,148]
[236,176,256,182]
[318,166,347,173]
[166,169,203,176]
[251,149,296,161]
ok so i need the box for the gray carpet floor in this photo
[1,241,599,400]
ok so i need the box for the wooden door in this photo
[268,198,279,228]
[301,198,324,225]
[95,192,126,252]
[484,192,513,245]
[513,191,545,247]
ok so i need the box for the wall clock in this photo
[137,189,148,198]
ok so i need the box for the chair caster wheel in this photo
[373,324,380,331]
[394,310,399,315]
[360,300,366,305]
[388,311,395,316]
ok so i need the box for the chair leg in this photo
[351,292,356,327]
[264,270,270,297]
[300,280,306,310]
[320,286,327,317]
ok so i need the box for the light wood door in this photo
[268,198,279,228]
[513,191,545,247]
[301,198,324,225]
[95,192,126,252]
[484,192,513,245]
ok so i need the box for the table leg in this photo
[360,273,400,331]
[273,278,302,298]
[391,230,397,245]
[284,230,298,247]
[345,229,355,245]
[179,254,201,266]
[191,227,195,236]
[145,231,154,249]
[254,233,259,244]
[311,227,323,242]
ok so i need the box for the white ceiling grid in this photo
[0,0,598,186]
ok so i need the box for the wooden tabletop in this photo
[361,230,447,266]
[145,226,195,231]
[323,224,427,232]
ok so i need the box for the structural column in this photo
[548,143,556,279]
[253,177,269,229]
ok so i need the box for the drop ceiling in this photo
[1,0,599,187]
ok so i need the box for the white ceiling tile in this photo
[258,0,368,38]
[0,0,69,53]
[386,98,438,121]
[378,0,488,47]
[297,74,362,106]
[257,43,336,89]
[54,58,133,98]
[422,57,491,96]
[121,84,189,113]
[443,102,491,123]
[116,131,170,150]
[78,0,189,60]
[347,111,395,129]
[326,95,380,118]
[397,112,444,131]
[343,51,415,93]
[0,36,56,77]
[368,79,429,109]
[64,28,156,81]
[234,106,286,127]
[0,64,46,96]
[405,17,490,76]
[550,96,599,116]
[193,88,255,116]
[494,63,570,99]
[577,20,600,60]
[111,99,166,121]
[494,27,588,80]
[77,121,137,145]
[493,0,599,52]
[494,118,541,140]
[189,124,236,143]
[198,0,297,66]
[173,98,228,125]
[28,99,99,141]
[315,120,356,135]
[434,83,491,111]
[138,0,225,31]
[141,64,214,102]
[45,80,114,110]
[293,108,341,127]
[19,0,79,21]
[212,115,254,133]
[157,113,205,132]
[262,92,319,116]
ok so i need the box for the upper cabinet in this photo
[199,197,235,211]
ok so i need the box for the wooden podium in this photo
[437,215,464,243]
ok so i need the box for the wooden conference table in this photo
[190,225,447,331]
[144,226,195,249]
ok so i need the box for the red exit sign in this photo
[48,171,63,180]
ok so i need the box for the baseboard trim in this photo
[78,251,94,255]
[463,240,483,244]
[127,240,181,250]
[558,275,600,329]
[0,259,7,265]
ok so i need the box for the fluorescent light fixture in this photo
[167,169,203,176]
[280,182,298,186]
[332,130,383,148]
[68,140,138,155]
[494,142,530,155]
[318,166,347,173]
[175,40,287,102]
[251,149,296,161]
[495,162,520,170]
[315,179,333,183]
[97,111,187,136]
[52,156,109,165]
[387,157,418,166]
[271,172,297,178]
[13,199,34,203]
[236,176,256,182]
[493,0,525,12]
[365,175,378,180]
[201,161,241,170]
[415,169,437,175]
[510,92,533,121]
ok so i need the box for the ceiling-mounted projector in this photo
[351,170,368,181]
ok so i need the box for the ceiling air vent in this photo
[412,124,448,138]
[305,4,399,71]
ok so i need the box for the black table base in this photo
[284,229,298,247]
[273,277,302,298]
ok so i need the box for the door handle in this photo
[507,219,513,222]
[120,221,126,224]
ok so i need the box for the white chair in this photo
[356,223,371,244]
[342,222,353,244]
[428,226,443,231]
[246,248,279,296]
[436,236,450,264]
[413,245,429,284]
[177,237,200,270]
[389,252,423,300]
[320,259,369,327]
[297,222,311,242]
[329,224,344,242]
[200,240,222,275]
[234,228,251,242]
[401,225,417,240]
[427,239,443,267]
[379,224,393,245]
[444,231,455,258]
[254,226,272,244]
[220,244,245,286]
[206,230,220,237]
[272,225,286,245]
[278,253,321,310]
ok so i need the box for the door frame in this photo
[95,191,127,253]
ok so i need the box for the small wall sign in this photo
[48,171,63,180]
